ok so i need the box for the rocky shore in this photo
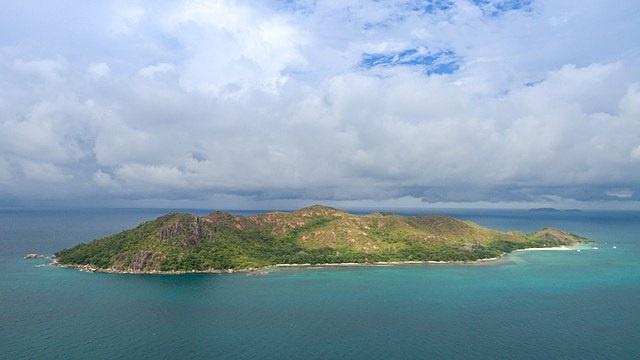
[24,253,49,259]
[50,254,512,275]
[39,243,589,275]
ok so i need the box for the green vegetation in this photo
[54,205,589,272]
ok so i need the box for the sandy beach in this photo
[514,245,575,252]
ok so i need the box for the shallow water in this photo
[1,208,639,359]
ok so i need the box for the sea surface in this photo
[1,208,639,359]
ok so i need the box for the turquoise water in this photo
[1,209,640,359]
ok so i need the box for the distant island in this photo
[54,205,590,274]
[529,208,582,212]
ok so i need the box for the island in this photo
[54,205,590,273]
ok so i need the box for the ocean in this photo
[1,208,639,359]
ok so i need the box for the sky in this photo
[1,0,639,210]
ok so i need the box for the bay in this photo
[1,208,639,359]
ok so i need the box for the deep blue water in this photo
[1,208,640,359]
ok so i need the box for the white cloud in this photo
[631,145,640,161]
[137,63,175,78]
[92,169,117,188]
[167,0,307,95]
[88,62,110,79]
[620,83,640,117]
[12,57,66,82]
[115,163,187,189]
[20,160,71,183]
[0,157,13,184]
[108,5,145,36]
[0,92,97,164]
[1,1,639,207]
[606,189,634,199]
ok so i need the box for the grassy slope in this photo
[55,205,588,272]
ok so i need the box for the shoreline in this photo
[51,258,503,274]
[514,245,574,252]
[46,243,587,275]
[48,254,512,275]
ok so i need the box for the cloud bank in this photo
[1,0,639,208]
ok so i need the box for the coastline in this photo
[51,258,502,274]
[513,245,574,252]
[45,244,587,275]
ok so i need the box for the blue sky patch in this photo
[361,47,460,75]
[407,0,455,14]
[428,61,460,75]
[472,0,533,17]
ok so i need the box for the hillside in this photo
[54,205,589,273]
